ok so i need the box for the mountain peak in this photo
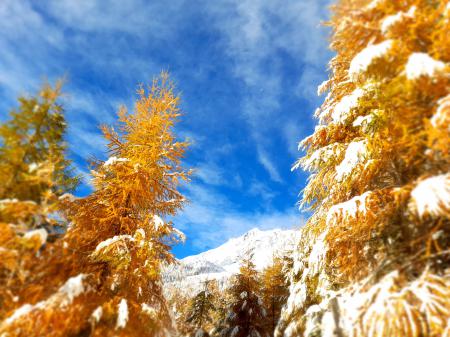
[163,228,300,293]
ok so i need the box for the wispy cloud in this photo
[204,0,332,182]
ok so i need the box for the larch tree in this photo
[185,281,217,337]
[166,285,192,336]
[0,73,191,337]
[278,0,450,336]
[260,255,289,336]
[0,82,79,319]
[214,257,269,337]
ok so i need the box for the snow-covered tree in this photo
[260,256,289,336]
[278,1,450,336]
[214,257,269,337]
[0,81,79,319]
[186,281,216,337]
[0,73,191,336]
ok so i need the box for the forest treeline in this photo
[0,0,449,336]
[167,254,291,337]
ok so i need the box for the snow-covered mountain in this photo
[163,228,300,293]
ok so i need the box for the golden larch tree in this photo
[278,1,450,336]
[0,81,79,319]
[260,255,289,336]
[0,73,191,337]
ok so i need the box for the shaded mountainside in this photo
[163,228,301,293]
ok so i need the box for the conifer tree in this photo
[279,1,450,336]
[0,73,191,336]
[185,281,216,337]
[167,286,193,337]
[0,82,79,319]
[214,257,269,337]
[260,256,289,336]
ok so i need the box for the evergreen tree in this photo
[279,1,450,336]
[214,257,269,337]
[0,82,79,319]
[0,73,191,336]
[186,281,216,337]
[260,255,289,336]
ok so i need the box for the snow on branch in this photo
[327,191,372,225]
[103,156,130,167]
[116,299,129,329]
[58,274,87,307]
[331,88,365,124]
[3,274,88,327]
[335,140,367,181]
[23,228,48,246]
[349,40,393,80]
[381,7,415,34]
[410,173,450,218]
[94,235,135,253]
[295,143,343,172]
[405,53,446,80]
[152,214,165,229]
[91,306,103,323]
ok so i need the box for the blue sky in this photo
[0,0,333,257]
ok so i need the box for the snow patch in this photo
[23,228,48,245]
[91,306,103,323]
[116,299,129,329]
[352,114,373,128]
[410,173,450,217]
[327,191,372,224]
[152,214,164,229]
[135,228,146,239]
[307,232,327,276]
[349,40,393,80]
[296,143,342,172]
[4,304,33,324]
[381,7,415,34]
[367,0,383,10]
[58,274,87,306]
[332,88,365,124]
[335,140,367,181]
[3,274,88,326]
[103,156,129,167]
[0,199,19,204]
[405,53,445,80]
[28,162,39,172]
[94,235,134,253]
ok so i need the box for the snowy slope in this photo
[163,228,300,293]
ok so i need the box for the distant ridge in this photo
[163,228,300,293]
